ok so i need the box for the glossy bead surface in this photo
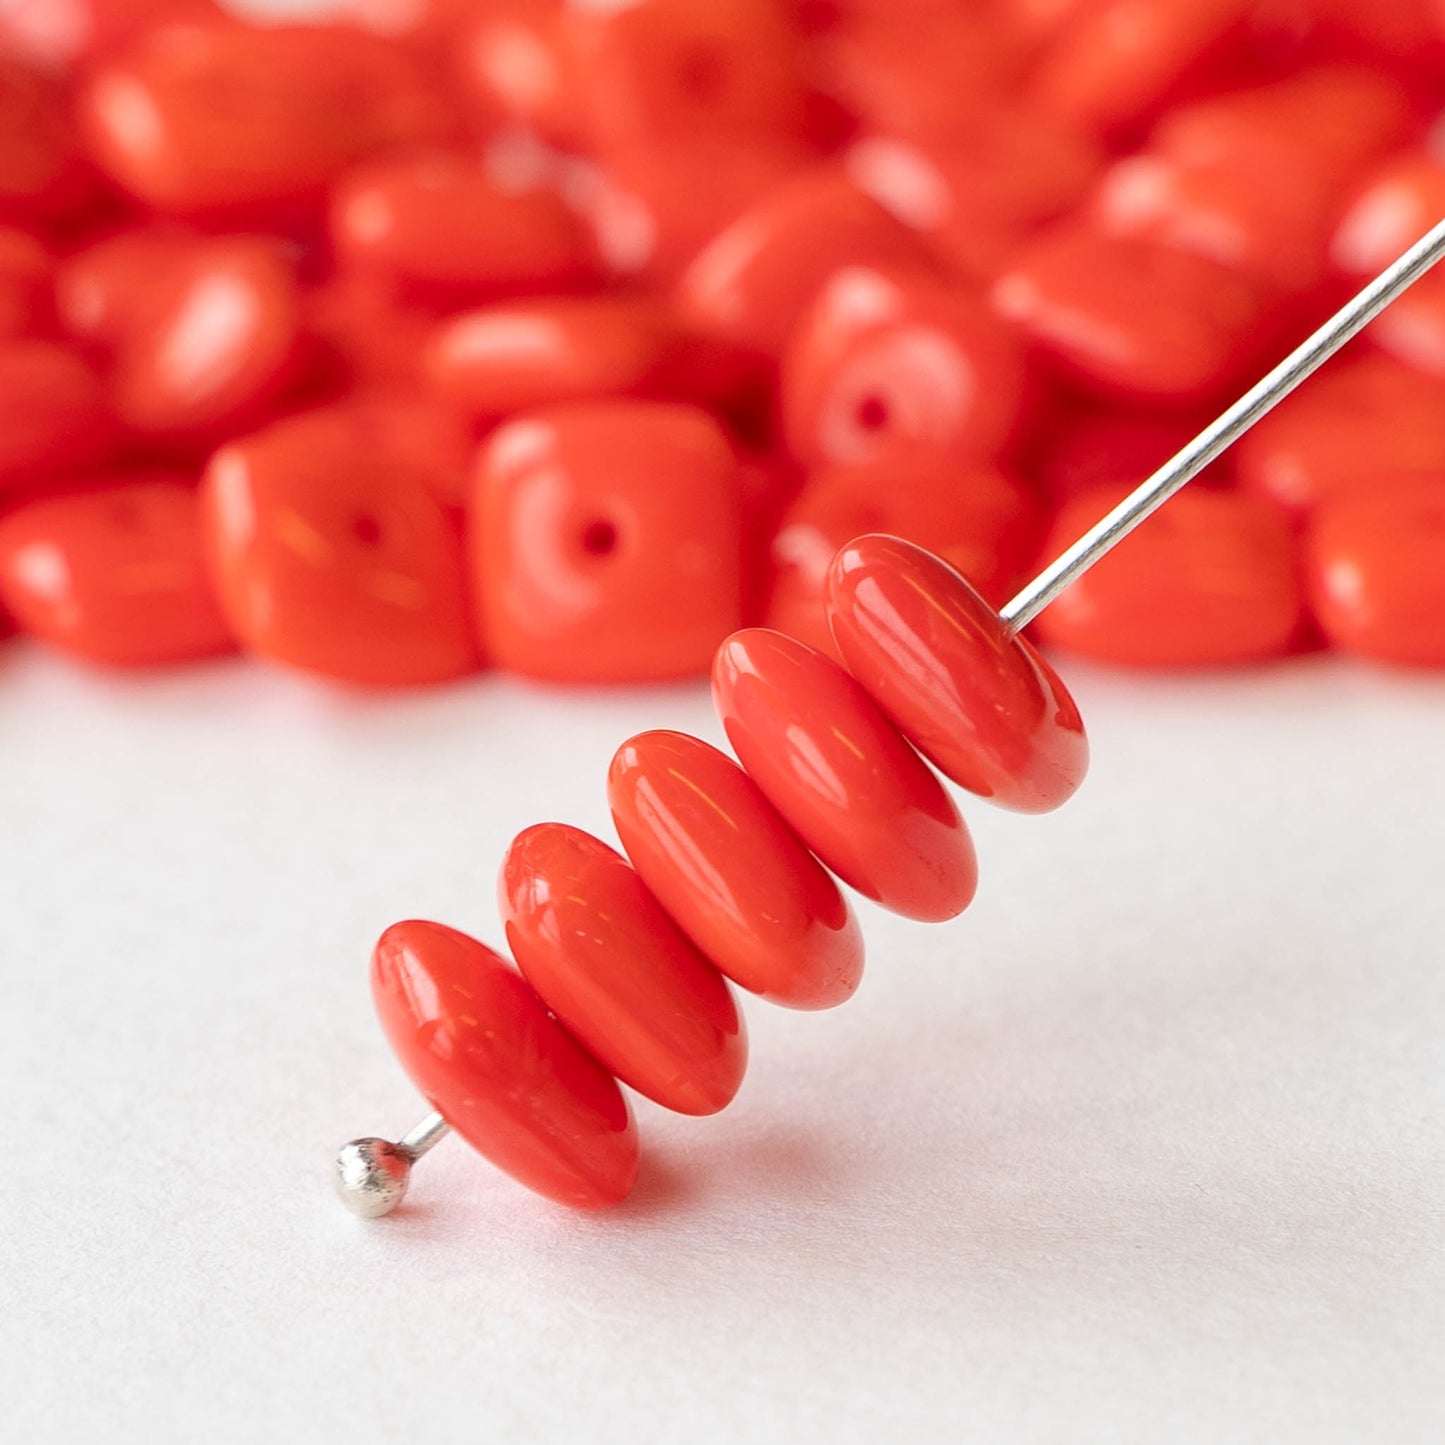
[372,919,640,1209]
[1034,488,1302,667]
[0,476,234,666]
[1305,483,1445,667]
[80,23,450,217]
[783,264,1030,470]
[764,460,1039,656]
[608,729,863,1010]
[330,151,595,302]
[993,225,1270,404]
[500,823,747,1116]
[425,297,672,420]
[473,401,743,682]
[676,168,928,359]
[712,628,977,922]
[826,535,1087,813]
[201,409,478,685]
[1236,356,1445,519]
[108,236,304,441]
[0,340,114,491]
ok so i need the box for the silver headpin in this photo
[337,215,1445,1217]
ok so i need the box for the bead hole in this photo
[352,514,383,547]
[582,519,619,557]
[678,44,729,104]
[856,394,890,432]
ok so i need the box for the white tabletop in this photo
[2,645,1442,1443]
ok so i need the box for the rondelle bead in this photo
[500,823,747,1116]
[472,401,743,683]
[0,340,115,492]
[0,476,234,667]
[1034,487,1303,667]
[826,535,1088,813]
[608,730,864,1010]
[371,919,640,1209]
[201,408,478,685]
[1305,482,1445,667]
[712,628,977,922]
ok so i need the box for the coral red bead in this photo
[825,535,1087,813]
[1305,483,1445,667]
[0,0,221,71]
[0,61,97,226]
[712,628,977,922]
[372,920,640,1209]
[0,340,114,492]
[1236,356,1445,519]
[1034,406,1210,504]
[454,5,585,149]
[0,476,233,666]
[424,297,672,421]
[783,264,1030,470]
[1333,153,1445,376]
[1028,0,1250,140]
[79,23,451,218]
[675,168,929,359]
[562,0,807,156]
[764,460,1040,656]
[473,401,743,683]
[0,228,50,339]
[200,409,478,685]
[107,236,304,442]
[500,823,747,1116]
[1034,488,1303,667]
[608,730,864,1010]
[993,225,1271,404]
[329,151,595,303]
[54,228,192,348]
[845,109,1103,282]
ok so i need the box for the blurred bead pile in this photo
[1,0,1444,680]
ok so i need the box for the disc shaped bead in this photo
[371,920,640,1209]
[608,730,864,1010]
[500,824,747,1116]
[712,628,977,922]
[825,535,1087,814]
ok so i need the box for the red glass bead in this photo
[1093,68,1409,294]
[107,236,305,442]
[1033,488,1303,667]
[79,23,452,218]
[454,5,586,149]
[608,729,864,1010]
[572,140,804,286]
[764,459,1040,656]
[825,534,1087,813]
[329,151,596,304]
[0,340,114,492]
[0,228,51,339]
[782,263,1030,470]
[845,108,1103,282]
[562,0,807,156]
[372,919,640,1209]
[1028,0,1251,141]
[0,476,233,666]
[54,227,194,348]
[1235,356,1445,520]
[675,168,929,360]
[304,272,439,389]
[472,401,743,683]
[1333,153,1445,377]
[1305,482,1445,667]
[712,628,977,922]
[500,823,747,1116]
[992,224,1271,404]
[200,408,478,685]
[424,296,673,421]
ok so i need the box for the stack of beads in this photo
[1,0,1444,679]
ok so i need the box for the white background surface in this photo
[2,645,1442,1443]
